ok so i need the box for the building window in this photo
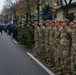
[68,13,75,22]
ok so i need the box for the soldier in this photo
[39,20,45,60]
[60,19,71,75]
[44,20,51,63]
[47,20,55,67]
[69,22,74,28]
[25,24,34,52]
[71,20,76,75]
[34,22,41,57]
[50,20,55,27]
[53,19,61,73]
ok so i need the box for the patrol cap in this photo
[62,18,69,23]
[45,20,51,23]
[69,22,74,25]
[73,20,76,23]
[50,20,55,23]
[34,22,38,25]
[54,19,60,23]
[60,19,63,22]
[39,20,44,23]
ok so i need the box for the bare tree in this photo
[17,0,36,24]
[5,0,19,24]
[33,0,45,23]
[63,0,73,19]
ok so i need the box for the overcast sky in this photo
[0,0,5,13]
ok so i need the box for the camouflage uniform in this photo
[71,28,76,75]
[40,26,45,59]
[53,26,61,71]
[60,26,71,75]
[44,26,51,62]
[34,27,41,57]
[48,26,54,66]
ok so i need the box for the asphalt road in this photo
[0,32,54,75]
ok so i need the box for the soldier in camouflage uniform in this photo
[47,20,55,67]
[34,22,41,58]
[60,19,71,75]
[39,20,45,60]
[44,20,51,63]
[53,20,61,72]
[71,20,76,75]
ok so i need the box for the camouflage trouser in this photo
[53,45,61,70]
[39,43,45,59]
[55,48,61,71]
[35,41,39,52]
[35,45,39,54]
[47,45,54,65]
[71,46,76,75]
[45,45,49,57]
[53,40,61,69]
[71,56,76,75]
[60,46,71,75]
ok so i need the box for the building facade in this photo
[55,2,76,21]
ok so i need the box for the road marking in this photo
[13,40,18,44]
[27,52,55,75]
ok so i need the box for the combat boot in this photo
[29,48,32,52]
[36,54,41,59]
[56,71,62,75]
[51,67,57,72]
[35,52,38,57]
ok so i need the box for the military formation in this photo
[34,19,76,75]
[5,24,34,52]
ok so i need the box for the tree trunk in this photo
[37,6,40,23]
[37,2,40,23]
[64,0,72,19]
[65,6,69,19]
[26,12,28,24]
[29,8,31,23]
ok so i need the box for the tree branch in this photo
[7,0,13,5]
[64,0,68,5]
[69,0,72,5]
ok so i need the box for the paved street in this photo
[0,32,54,75]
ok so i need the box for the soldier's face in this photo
[55,22,60,27]
[50,22,55,27]
[39,22,44,26]
[34,25,37,28]
[62,22,67,27]
[50,23,52,26]
[46,22,50,26]
[61,22,63,26]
